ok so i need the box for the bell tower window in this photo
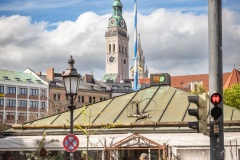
[113,44,115,52]
[109,44,111,52]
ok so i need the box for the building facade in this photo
[103,0,129,82]
[38,68,112,115]
[0,68,49,125]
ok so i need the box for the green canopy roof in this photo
[6,85,240,135]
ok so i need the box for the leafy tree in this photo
[223,84,240,109]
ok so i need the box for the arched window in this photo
[78,96,81,102]
[57,94,60,101]
[81,96,84,103]
[109,44,111,52]
[124,59,126,64]
[53,93,56,101]
[93,97,95,103]
[89,96,92,103]
[100,97,103,101]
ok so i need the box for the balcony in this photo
[5,94,16,98]
[29,95,38,100]
[5,106,16,111]
[40,108,47,112]
[29,108,38,112]
[17,94,28,99]
[40,96,47,100]
[18,107,27,111]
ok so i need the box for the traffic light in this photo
[187,93,208,134]
[210,93,222,120]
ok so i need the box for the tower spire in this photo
[138,34,141,50]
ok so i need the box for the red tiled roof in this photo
[137,69,240,91]
[138,78,150,84]
[223,68,240,89]
[171,73,230,91]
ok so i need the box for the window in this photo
[30,101,38,108]
[53,93,56,100]
[113,44,115,52]
[19,88,27,95]
[124,86,130,90]
[119,44,121,52]
[41,90,46,97]
[0,99,3,106]
[124,59,126,64]
[112,86,119,90]
[57,93,60,101]
[81,96,84,103]
[18,113,27,120]
[125,47,127,54]
[93,97,95,103]
[41,102,46,109]
[19,113,27,117]
[6,112,15,120]
[0,112,3,119]
[0,86,4,94]
[30,89,39,96]
[78,96,81,102]
[100,97,103,101]
[89,96,92,103]
[7,99,16,107]
[109,44,111,52]
[18,100,27,108]
[122,46,124,54]
[7,87,16,94]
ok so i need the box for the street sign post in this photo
[63,134,79,152]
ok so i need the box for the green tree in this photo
[223,84,240,109]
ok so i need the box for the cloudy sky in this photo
[0,0,239,80]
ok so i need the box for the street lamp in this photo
[62,55,80,159]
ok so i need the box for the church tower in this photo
[102,0,129,82]
[130,34,148,79]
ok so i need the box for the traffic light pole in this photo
[208,0,224,160]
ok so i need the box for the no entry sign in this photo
[63,134,79,152]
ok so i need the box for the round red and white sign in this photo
[63,134,79,152]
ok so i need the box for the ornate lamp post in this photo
[62,56,80,159]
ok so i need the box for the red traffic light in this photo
[210,93,222,105]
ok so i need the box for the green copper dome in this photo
[113,0,122,7]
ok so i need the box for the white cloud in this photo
[0,8,239,80]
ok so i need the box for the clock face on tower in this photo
[110,18,116,25]
[107,55,116,64]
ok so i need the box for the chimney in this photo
[46,68,54,81]
[36,72,42,76]
[84,74,93,83]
